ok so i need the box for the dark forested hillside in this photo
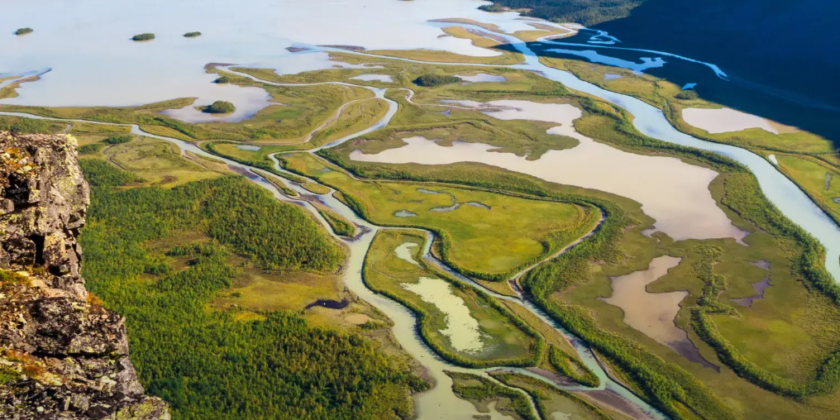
[486,0,642,26]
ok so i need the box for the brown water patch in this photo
[731,277,771,308]
[601,256,719,370]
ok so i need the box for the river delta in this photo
[3,1,840,420]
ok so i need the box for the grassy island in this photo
[203,100,236,114]
[183,31,202,38]
[131,33,155,41]
[14,28,33,36]
[213,75,230,84]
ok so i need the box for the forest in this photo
[78,160,426,419]
[481,0,643,26]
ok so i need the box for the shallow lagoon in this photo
[0,0,543,108]
[402,277,484,353]
[682,107,779,134]
[456,73,507,83]
[160,84,274,123]
[601,256,717,369]
[350,74,394,83]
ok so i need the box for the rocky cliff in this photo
[0,131,169,419]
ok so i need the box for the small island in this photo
[413,74,462,87]
[131,33,155,41]
[201,100,236,114]
[183,32,202,38]
[15,28,33,36]
[214,76,230,84]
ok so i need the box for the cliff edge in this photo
[0,131,169,419]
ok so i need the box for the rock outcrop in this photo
[0,131,169,419]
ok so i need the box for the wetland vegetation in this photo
[445,372,537,420]
[6,20,840,419]
[14,28,33,36]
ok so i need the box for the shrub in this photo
[675,90,699,100]
[132,33,155,41]
[205,100,236,114]
[14,28,33,36]
[183,32,202,38]
[103,135,132,145]
[214,76,230,84]
[413,74,462,87]
[79,143,104,154]
[0,118,49,134]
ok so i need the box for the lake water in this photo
[0,0,539,108]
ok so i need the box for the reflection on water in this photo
[351,100,747,242]
[402,277,485,353]
[160,84,274,123]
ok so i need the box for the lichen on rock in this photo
[0,131,169,419]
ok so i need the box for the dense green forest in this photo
[413,74,462,87]
[79,161,425,419]
[481,0,643,26]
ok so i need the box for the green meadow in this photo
[280,152,594,280]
